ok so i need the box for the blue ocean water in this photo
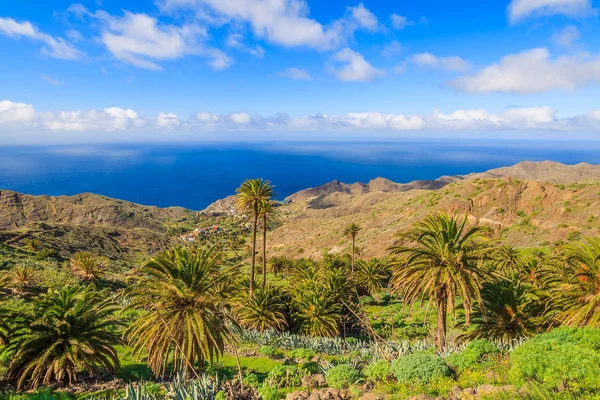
[2,139,600,210]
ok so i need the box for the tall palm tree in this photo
[343,223,362,272]
[543,238,600,327]
[259,199,274,288]
[6,285,121,389]
[235,179,274,296]
[70,251,104,282]
[389,213,491,351]
[126,247,232,377]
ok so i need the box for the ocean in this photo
[2,139,600,210]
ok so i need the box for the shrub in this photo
[325,364,361,389]
[509,327,600,393]
[266,366,307,388]
[446,339,499,371]
[258,384,280,400]
[260,345,282,358]
[243,373,260,388]
[289,348,316,361]
[364,359,392,383]
[391,351,451,385]
[299,361,320,374]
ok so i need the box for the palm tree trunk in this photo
[250,211,258,297]
[435,288,448,351]
[262,214,267,288]
[351,235,356,273]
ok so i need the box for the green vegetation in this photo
[6,176,600,399]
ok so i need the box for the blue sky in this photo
[1,0,600,143]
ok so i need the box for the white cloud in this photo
[96,11,208,70]
[41,75,61,86]
[158,0,379,51]
[0,100,37,123]
[349,3,379,32]
[279,67,312,80]
[381,40,402,58]
[225,32,264,58]
[552,26,580,49]
[508,0,595,24]
[7,99,599,135]
[452,47,600,94]
[411,52,469,71]
[228,112,253,124]
[156,112,181,128]
[0,17,83,60]
[328,48,385,82]
[390,14,412,30]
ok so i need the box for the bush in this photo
[258,384,280,400]
[243,373,260,388]
[364,359,392,383]
[289,348,316,361]
[446,339,499,371]
[260,345,282,358]
[325,364,361,389]
[391,351,451,385]
[266,366,308,388]
[509,327,600,393]
[299,361,320,374]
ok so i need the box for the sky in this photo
[1,0,600,144]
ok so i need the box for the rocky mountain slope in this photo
[3,160,600,261]
[0,190,198,260]
[265,161,600,258]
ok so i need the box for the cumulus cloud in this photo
[158,0,379,51]
[279,67,312,80]
[0,17,84,60]
[452,47,600,94]
[390,14,413,30]
[507,0,595,24]
[411,53,469,71]
[328,48,385,82]
[5,99,600,135]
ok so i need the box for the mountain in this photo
[4,160,600,261]
[0,190,198,261]
[466,161,600,183]
[265,161,600,259]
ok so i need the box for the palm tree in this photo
[232,285,288,332]
[343,223,362,272]
[291,288,341,337]
[6,285,121,389]
[0,276,10,345]
[8,265,37,295]
[126,247,231,377]
[457,277,542,342]
[543,238,600,327]
[70,251,104,282]
[259,199,274,288]
[389,213,491,351]
[235,179,274,296]
[269,256,293,277]
[354,258,391,296]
